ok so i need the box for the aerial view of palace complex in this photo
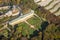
[0,0,60,40]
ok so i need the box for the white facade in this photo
[41,0,46,1]
[5,6,20,17]
[5,11,12,17]
[0,6,10,10]
[34,0,40,3]
[12,11,20,16]
[5,10,20,17]
[9,10,34,26]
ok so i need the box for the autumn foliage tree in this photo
[44,24,60,40]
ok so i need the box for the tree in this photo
[44,24,60,40]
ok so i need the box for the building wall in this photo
[9,10,34,26]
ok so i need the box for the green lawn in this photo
[16,16,42,37]
[16,22,35,36]
[27,16,42,29]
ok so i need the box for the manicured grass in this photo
[17,22,29,33]
[16,16,42,36]
[27,16,40,25]
[17,22,35,36]
[27,16,42,29]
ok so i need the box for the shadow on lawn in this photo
[30,21,49,40]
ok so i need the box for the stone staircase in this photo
[34,0,60,16]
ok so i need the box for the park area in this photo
[16,16,42,37]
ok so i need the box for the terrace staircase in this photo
[34,0,60,16]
